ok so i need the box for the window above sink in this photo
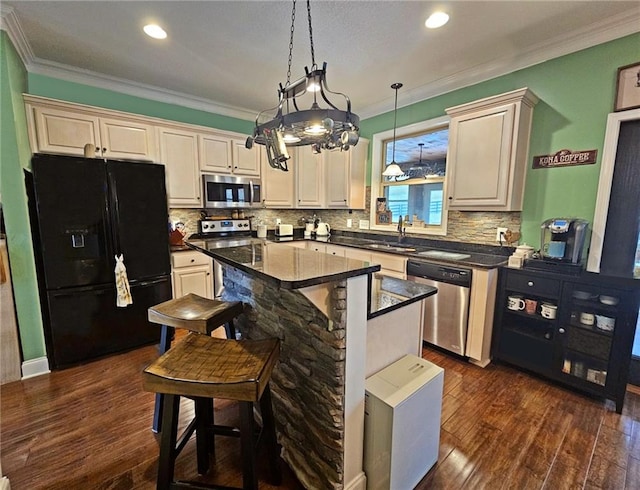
[370,115,449,236]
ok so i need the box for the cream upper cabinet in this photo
[158,127,201,207]
[232,139,261,176]
[98,117,157,161]
[261,150,295,208]
[25,97,157,161]
[199,133,260,177]
[325,139,368,209]
[31,106,101,156]
[199,132,233,173]
[445,88,538,211]
[295,147,324,208]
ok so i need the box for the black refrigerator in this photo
[26,154,172,369]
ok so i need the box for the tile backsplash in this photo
[169,187,521,246]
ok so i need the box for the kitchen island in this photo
[186,239,437,490]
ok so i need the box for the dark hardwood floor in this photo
[1,342,638,489]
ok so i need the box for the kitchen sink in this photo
[417,250,471,261]
[367,243,417,253]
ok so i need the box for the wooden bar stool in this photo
[148,293,244,433]
[143,333,282,490]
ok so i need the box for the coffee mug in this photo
[507,295,525,311]
[525,298,538,315]
[540,303,557,319]
[580,312,595,326]
[256,224,267,238]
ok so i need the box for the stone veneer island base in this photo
[186,240,437,489]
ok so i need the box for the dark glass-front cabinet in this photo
[493,267,639,413]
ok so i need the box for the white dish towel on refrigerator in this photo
[114,254,132,307]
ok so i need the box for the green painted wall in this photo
[360,33,640,244]
[27,74,254,135]
[0,31,47,361]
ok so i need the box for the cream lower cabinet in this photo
[171,251,213,299]
[319,244,407,278]
[158,127,201,207]
[25,95,157,161]
[445,88,538,211]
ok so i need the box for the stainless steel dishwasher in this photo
[407,259,472,356]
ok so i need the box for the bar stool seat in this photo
[148,293,244,433]
[148,293,243,337]
[143,333,282,490]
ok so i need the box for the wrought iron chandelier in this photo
[245,0,360,171]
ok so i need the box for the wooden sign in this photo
[532,149,598,169]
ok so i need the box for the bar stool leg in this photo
[259,385,282,485]
[224,319,237,340]
[153,325,174,433]
[157,394,179,490]
[195,397,211,475]
[239,401,258,490]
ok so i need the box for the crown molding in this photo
[26,59,258,121]
[359,10,640,120]
[0,6,35,66]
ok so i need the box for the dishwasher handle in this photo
[407,260,472,288]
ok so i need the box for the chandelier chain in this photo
[286,0,297,87]
[307,0,315,67]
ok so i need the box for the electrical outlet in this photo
[275,218,281,225]
[346,219,353,228]
[496,227,508,241]
[359,219,370,230]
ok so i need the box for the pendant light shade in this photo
[382,82,404,178]
[245,0,360,171]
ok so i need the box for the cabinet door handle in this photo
[190,259,195,263]
[559,328,565,334]
[448,196,453,200]
[528,281,534,286]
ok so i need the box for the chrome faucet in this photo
[397,216,406,243]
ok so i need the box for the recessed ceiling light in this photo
[143,24,167,40]
[425,12,449,29]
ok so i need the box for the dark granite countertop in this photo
[368,273,437,319]
[271,232,509,268]
[186,239,380,289]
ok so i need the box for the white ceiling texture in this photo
[2,1,639,163]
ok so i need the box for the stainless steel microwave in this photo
[203,174,261,208]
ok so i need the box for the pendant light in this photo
[245,0,360,172]
[382,83,405,178]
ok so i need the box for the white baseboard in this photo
[21,356,50,379]
[344,471,366,490]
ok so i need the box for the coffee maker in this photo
[540,218,589,263]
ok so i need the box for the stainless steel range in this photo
[190,218,256,296]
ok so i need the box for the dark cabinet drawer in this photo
[498,329,554,376]
[505,271,560,298]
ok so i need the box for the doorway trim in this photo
[587,108,640,273]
